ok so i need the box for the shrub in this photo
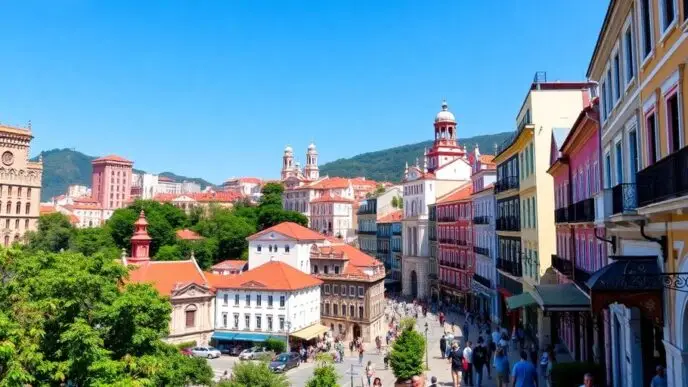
[305,361,340,387]
[174,340,197,349]
[264,337,287,353]
[551,361,606,387]
[389,320,425,380]
[218,361,289,387]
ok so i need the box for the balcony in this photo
[496,216,521,232]
[473,216,491,225]
[554,207,568,223]
[497,257,522,277]
[377,247,390,254]
[637,146,688,208]
[551,254,573,277]
[473,273,492,288]
[473,246,490,257]
[356,230,377,235]
[498,272,523,295]
[456,240,467,246]
[429,235,436,241]
[393,229,402,235]
[439,238,453,244]
[610,183,637,215]
[570,198,595,223]
[438,216,455,222]
[494,176,520,194]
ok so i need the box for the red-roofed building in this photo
[91,154,133,210]
[310,241,385,342]
[247,222,326,274]
[123,211,214,346]
[176,228,204,241]
[152,191,242,214]
[210,259,247,275]
[221,177,263,199]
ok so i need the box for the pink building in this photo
[548,98,606,362]
[91,155,133,210]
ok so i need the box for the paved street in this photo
[210,308,533,386]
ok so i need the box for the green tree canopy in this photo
[70,226,118,257]
[25,212,76,253]
[194,207,255,261]
[389,319,426,381]
[0,248,212,385]
[217,361,289,387]
[306,354,339,387]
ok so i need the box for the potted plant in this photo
[389,318,426,387]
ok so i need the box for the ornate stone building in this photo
[311,242,386,343]
[0,124,42,246]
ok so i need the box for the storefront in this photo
[471,278,496,321]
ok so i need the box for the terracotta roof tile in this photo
[208,261,322,291]
[68,214,80,224]
[40,205,56,214]
[310,193,354,203]
[309,177,352,189]
[176,229,204,240]
[92,154,132,164]
[248,222,326,241]
[127,260,208,296]
[437,185,473,204]
[480,155,496,165]
[211,259,247,271]
[377,210,402,223]
[471,183,495,195]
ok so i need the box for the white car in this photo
[239,347,271,360]
[191,346,222,359]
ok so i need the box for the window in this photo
[24,219,28,229]
[313,265,318,274]
[185,305,197,328]
[358,286,364,297]
[624,26,635,83]
[244,314,250,330]
[256,295,262,306]
[613,53,621,100]
[604,152,612,188]
[26,188,31,198]
[333,284,339,294]
[324,303,330,315]
[685,0,688,21]
[615,142,623,185]
[5,201,10,214]
[267,316,273,331]
[647,111,659,164]
[234,294,240,306]
[640,0,653,58]
[233,314,239,329]
[268,295,273,307]
[660,0,676,32]
[333,304,338,316]
[350,305,355,317]
[279,316,285,331]
[334,266,340,274]
[667,90,682,153]
[257,245,262,252]
[268,245,273,253]
[222,313,228,328]
[341,303,347,316]
[359,306,364,319]
[14,219,18,229]
[349,286,355,296]
[280,296,285,307]
[606,68,613,112]
[256,315,262,330]
[285,244,290,253]
[341,286,347,296]
[223,294,228,305]
[601,82,608,121]
[245,294,251,307]
[324,284,331,294]
[629,130,639,183]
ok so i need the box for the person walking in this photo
[440,334,447,359]
[428,376,438,387]
[447,342,463,387]
[365,360,375,386]
[493,347,510,387]
[445,331,455,358]
[543,347,555,387]
[512,350,538,387]
[463,321,470,340]
[579,372,594,387]
[486,333,496,379]
[650,366,668,387]
[472,337,488,387]
[358,344,365,365]
[462,341,474,386]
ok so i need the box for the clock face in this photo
[1,151,14,166]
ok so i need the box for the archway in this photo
[353,324,361,339]
[410,270,418,299]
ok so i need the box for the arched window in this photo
[313,265,318,274]
[6,201,10,214]
[3,235,8,246]
[269,245,273,252]
[25,202,30,215]
[15,202,21,214]
[185,305,197,328]
[341,303,347,316]
[24,219,29,229]
[359,306,364,319]
[350,305,355,317]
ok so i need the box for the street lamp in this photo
[424,322,429,369]
[285,321,292,351]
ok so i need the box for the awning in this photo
[290,324,329,340]
[586,255,663,324]
[532,283,590,312]
[506,292,537,310]
[211,331,286,342]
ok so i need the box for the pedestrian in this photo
[440,334,447,359]
[493,347,510,387]
[365,360,375,386]
[349,340,354,356]
[544,347,556,387]
[428,375,438,387]
[499,332,509,353]
[486,333,496,379]
[472,337,488,387]
[375,336,382,354]
[463,321,470,339]
[447,342,463,387]
[579,372,594,387]
[512,350,538,387]
[529,343,538,367]
[518,326,525,350]
[373,377,383,387]
[462,340,473,386]
[445,331,455,358]
[650,366,667,387]
[358,344,365,365]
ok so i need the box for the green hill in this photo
[33,149,215,201]
[319,131,513,182]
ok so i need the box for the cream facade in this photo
[0,124,42,246]
[167,283,215,346]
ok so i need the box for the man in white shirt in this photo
[463,341,473,386]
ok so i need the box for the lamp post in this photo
[424,322,429,369]
[286,321,292,352]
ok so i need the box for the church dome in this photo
[435,100,456,123]
[308,143,316,151]
[284,145,293,153]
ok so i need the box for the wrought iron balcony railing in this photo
[473,216,491,225]
[497,257,522,277]
[496,216,521,232]
[610,183,637,215]
[570,198,595,223]
[551,254,573,277]
[473,246,490,257]
[637,146,688,207]
[438,216,455,222]
[554,207,568,223]
[473,273,492,288]
[495,176,520,194]
[356,230,377,235]
[456,240,467,246]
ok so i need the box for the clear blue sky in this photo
[0,1,608,183]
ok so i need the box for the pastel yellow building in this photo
[493,75,593,343]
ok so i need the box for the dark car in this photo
[269,352,301,373]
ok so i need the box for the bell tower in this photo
[281,146,295,180]
[426,100,465,173]
[129,210,152,263]
[303,143,319,180]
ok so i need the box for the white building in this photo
[310,193,354,239]
[67,184,91,199]
[401,100,472,300]
[247,222,327,274]
[221,177,263,199]
[132,172,201,199]
[469,146,498,323]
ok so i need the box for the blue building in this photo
[377,210,402,293]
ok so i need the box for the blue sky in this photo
[0,1,608,183]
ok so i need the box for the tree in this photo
[389,318,426,381]
[263,337,286,354]
[374,184,386,195]
[257,205,308,230]
[0,248,212,385]
[391,196,399,208]
[306,354,339,387]
[194,208,255,261]
[155,244,184,261]
[217,361,289,387]
[176,237,219,269]
[70,226,118,257]
[25,212,75,252]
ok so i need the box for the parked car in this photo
[227,345,245,356]
[191,346,222,359]
[269,352,301,372]
[238,347,272,360]
[179,347,193,357]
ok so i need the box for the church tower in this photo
[303,143,319,180]
[281,146,295,180]
[426,100,465,173]
[128,210,152,263]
